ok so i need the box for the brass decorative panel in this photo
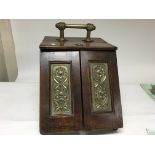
[50,64,72,116]
[90,63,112,112]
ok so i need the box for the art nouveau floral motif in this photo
[90,63,112,112]
[51,64,72,115]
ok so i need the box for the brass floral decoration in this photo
[90,63,112,112]
[50,64,72,115]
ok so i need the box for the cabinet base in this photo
[40,128,121,135]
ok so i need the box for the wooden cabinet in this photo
[40,37,123,134]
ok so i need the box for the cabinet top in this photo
[39,36,117,51]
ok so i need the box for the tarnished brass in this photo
[151,85,155,95]
[90,63,112,112]
[55,22,96,42]
[50,64,72,116]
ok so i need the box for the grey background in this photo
[11,19,155,83]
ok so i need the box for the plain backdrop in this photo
[11,19,155,83]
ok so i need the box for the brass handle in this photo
[55,22,96,42]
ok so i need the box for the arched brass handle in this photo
[55,22,96,42]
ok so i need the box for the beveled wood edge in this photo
[39,36,118,51]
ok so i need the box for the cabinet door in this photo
[40,51,83,134]
[81,51,123,130]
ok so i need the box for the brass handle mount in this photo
[55,22,96,42]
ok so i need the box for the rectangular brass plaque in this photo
[90,63,112,112]
[50,64,72,116]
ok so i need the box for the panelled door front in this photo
[81,51,123,130]
[40,51,83,134]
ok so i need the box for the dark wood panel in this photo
[81,51,123,130]
[40,37,117,51]
[40,51,83,134]
[40,36,123,134]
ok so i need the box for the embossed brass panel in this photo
[50,64,72,116]
[90,63,112,112]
